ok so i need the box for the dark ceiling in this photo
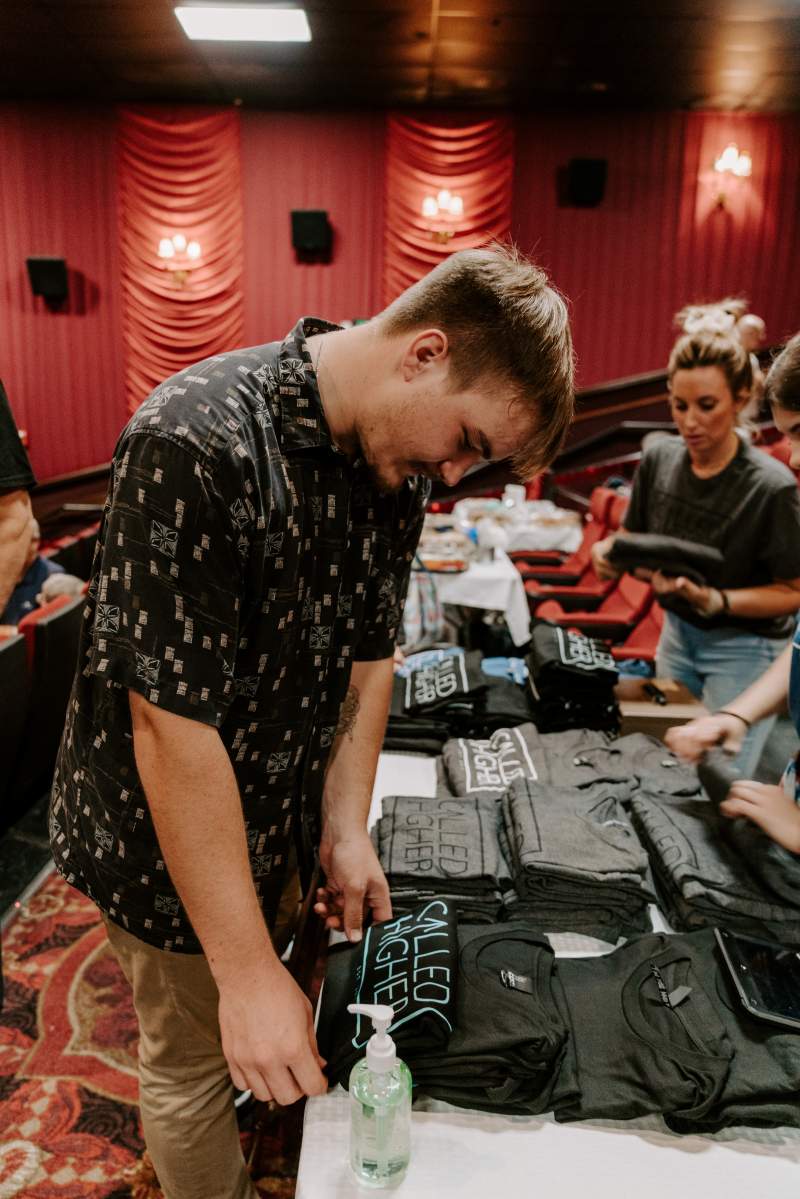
[4,1,800,112]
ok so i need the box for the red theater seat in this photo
[612,598,664,663]
[512,487,617,583]
[535,572,652,642]
[0,633,30,816]
[11,594,85,803]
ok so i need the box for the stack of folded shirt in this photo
[630,788,800,944]
[526,619,619,733]
[386,650,488,751]
[500,777,655,941]
[441,724,672,796]
[317,898,459,1088]
[386,650,536,750]
[553,926,800,1131]
[412,922,573,1115]
[372,794,512,923]
[317,901,572,1116]
[552,929,735,1124]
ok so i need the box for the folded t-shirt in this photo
[317,897,459,1087]
[608,532,725,585]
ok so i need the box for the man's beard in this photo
[361,437,404,494]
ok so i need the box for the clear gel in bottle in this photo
[347,1002,412,1188]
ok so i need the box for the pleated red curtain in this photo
[383,114,514,305]
[117,107,245,412]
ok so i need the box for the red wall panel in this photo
[2,104,799,477]
[0,104,127,481]
[512,111,800,388]
[240,111,385,345]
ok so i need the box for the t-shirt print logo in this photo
[310,626,332,650]
[406,655,469,708]
[461,727,538,792]
[556,627,615,672]
[135,653,160,686]
[94,826,113,852]
[230,498,249,528]
[150,521,178,559]
[279,358,306,385]
[95,603,120,633]
[267,751,290,773]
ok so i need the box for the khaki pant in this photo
[103,867,301,1199]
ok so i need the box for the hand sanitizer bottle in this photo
[347,1002,412,1188]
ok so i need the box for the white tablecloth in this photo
[297,1087,800,1199]
[431,550,530,646]
[296,752,800,1198]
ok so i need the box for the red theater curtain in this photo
[383,115,514,304]
[117,107,245,411]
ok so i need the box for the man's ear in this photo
[400,329,449,382]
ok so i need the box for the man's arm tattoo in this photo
[336,685,360,740]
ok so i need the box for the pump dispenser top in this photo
[347,1003,396,1074]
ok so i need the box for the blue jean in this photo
[656,611,786,777]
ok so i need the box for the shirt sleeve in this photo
[622,452,651,534]
[354,479,428,662]
[0,380,36,493]
[758,482,800,581]
[85,431,244,727]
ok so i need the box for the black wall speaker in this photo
[565,159,607,208]
[26,256,69,303]
[290,210,333,255]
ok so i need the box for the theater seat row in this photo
[1,593,85,831]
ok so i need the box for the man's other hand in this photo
[218,960,327,1106]
[315,830,392,942]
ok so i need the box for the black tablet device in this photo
[714,927,800,1031]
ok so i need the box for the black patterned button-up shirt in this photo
[50,319,428,952]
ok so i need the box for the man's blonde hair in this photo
[379,243,574,478]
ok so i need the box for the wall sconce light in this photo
[421,188,464,244]
[157,233,202,286]
[712,143,752,209]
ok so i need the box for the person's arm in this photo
[651,573,800,620]
[314,655,394,941]
[0,489,32,612]
[665,642,792,761]
[129,691,327,1106]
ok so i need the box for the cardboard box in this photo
[615,676,707,741]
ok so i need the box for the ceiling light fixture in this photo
[174,6,311,42]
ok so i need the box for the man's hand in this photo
[721,781,800,854]
[665,712,745,763]
[315,830,392,942]
[218,960,327,1105]
[590,535,622,582]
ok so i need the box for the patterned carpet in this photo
[0,868,300,1198]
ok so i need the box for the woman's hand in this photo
[650,571,725,616]
[720,781,800,854]
[665,712,745,762]
[591,535,623,582]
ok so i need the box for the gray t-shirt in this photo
[624,435,800,637]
